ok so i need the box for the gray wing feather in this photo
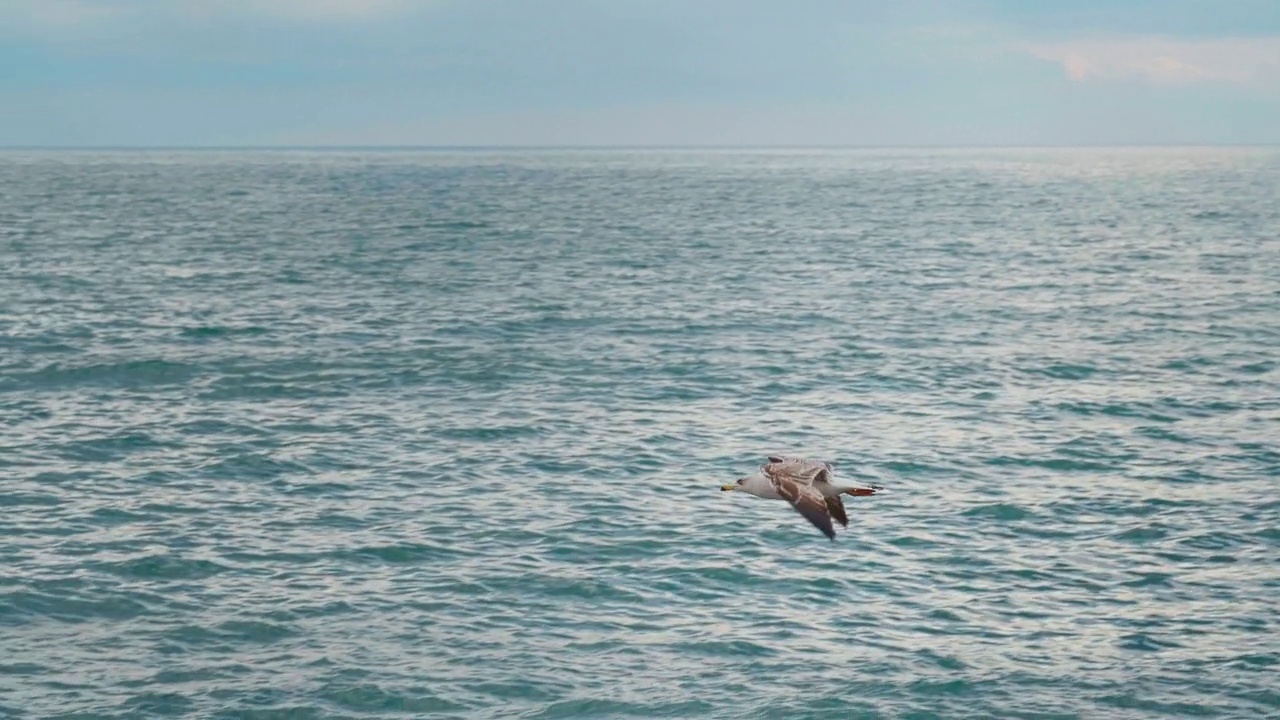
[769,475,836,540]
[763,459,833,486]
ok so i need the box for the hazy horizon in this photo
[5,142,1280,151]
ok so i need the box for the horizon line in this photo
[2,142,1278,152]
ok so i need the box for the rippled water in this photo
[2,147,1279,719]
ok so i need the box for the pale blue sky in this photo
[2,0,1278,146]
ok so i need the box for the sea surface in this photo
[2,147,1278,719]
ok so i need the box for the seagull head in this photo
[720,478,743,492]
[721,470,770,496]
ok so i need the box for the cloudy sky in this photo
[2,0,1278,146]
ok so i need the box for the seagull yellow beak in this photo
[720,484,737,491]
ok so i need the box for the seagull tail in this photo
[843,486,882,497]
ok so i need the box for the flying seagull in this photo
[720,456,882,540]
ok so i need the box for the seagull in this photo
[720,456,882,540]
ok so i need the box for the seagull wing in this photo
[764,458,832,485]
[824,494,848,528]
[769,474,836,540]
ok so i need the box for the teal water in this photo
[2,147,1278,719]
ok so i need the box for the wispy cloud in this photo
[2,0,124,27]
[186,0,411,22]
[0,0,411,31]
[1019,36,1280,86]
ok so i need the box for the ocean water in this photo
[2,147,1278,719]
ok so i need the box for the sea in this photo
[1,147,1278,719]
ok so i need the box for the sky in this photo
[2,0,1279,147]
